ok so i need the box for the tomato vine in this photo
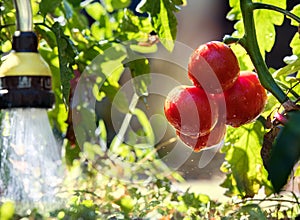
[224,0,300,105]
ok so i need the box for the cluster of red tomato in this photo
[164,41,267,152]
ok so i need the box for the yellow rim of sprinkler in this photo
[0,52,52,77]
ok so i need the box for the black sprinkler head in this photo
[0,32,55,109]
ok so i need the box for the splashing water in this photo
[0,108,64,213]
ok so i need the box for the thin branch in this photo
[0,23,15,30]
[223,35,242,45]
[252,3,300,24]
[235,197,300,205]
[34,22,52,30]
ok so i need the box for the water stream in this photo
[0,108,64,213]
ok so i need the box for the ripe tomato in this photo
[164,86,218,137]
[177,122,226,152]
[188,41,240,93]
[223,71,267,127]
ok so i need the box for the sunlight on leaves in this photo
[290,5,300,26]
[140,0,183,51]
[221,121,272,198]
[254,0,286,58]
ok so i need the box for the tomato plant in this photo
[0,0,300,219]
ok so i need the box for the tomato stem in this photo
[223,35,241,44]
[239,0,288,104]
[252,3,300,24]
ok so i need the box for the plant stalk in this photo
[239,0,288,104]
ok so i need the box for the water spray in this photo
[0,0,63,212]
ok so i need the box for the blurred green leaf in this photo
[268,111,300,193]
[65,141,81,166]
[123,47,150,96]
[35,25,57,48]
[104,0,131,12]
[116,196,134,214]
[67,0,81,8]
[101,83,129,113]
[52,22,77,106]
[130,44,158,54]
[0,201,15,220]
[295,165,300,176]
[238,204,267,219]
[40,0,62,16]
[140,0,178,51]
[63,0,73,19]
[85,2,106,21]
[132,108,155,146]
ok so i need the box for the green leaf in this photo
[85,2,106,21]
[67,0,81,8]
[63,0,73,19]
[291,33,300,56]
[123,47,151,96]
[226,0,241,21]
[268,111,300,193]
[101,83,129,114]
[0,201,15,220]
[35,25,57,48]
[254,0,286,58]
[221,121,272,198]
[238,204,267,220]
[130,44,158,54]
[132,108,155,146]
[230,42,254,71]
[39,0,62,16]
[290,5,300,26]
[140,0,178,52]
[103,0,131,13]
[65,141,81,166]
[116,195,134,214]
[273,56,300,78]
[227,0,287,59]
[52,22,77,106]
[295,165,300,177]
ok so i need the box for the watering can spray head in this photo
[0,0,54,109]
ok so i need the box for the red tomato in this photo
[188,41,240,94]
[164,86,219,137]
[223,71,267,127]
[177,122,226,152]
